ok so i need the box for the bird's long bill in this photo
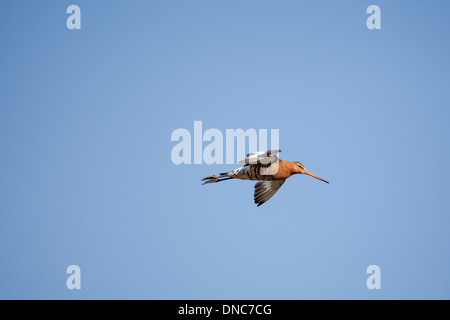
[305,170,329,184]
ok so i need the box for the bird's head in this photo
[292,161,329,184]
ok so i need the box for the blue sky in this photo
[1,0,450,299]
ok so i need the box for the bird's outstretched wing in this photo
[238,149,281,165]
[254,179,286,207]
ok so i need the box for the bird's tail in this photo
[201,172,232,185]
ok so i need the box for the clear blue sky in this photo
[1,0,450,299]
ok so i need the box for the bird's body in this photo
[202,150,329,206]
[225,159,299,181]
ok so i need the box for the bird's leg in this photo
[201,175,233,185]
[201,175,222,181]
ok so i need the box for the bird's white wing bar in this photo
[238,149,281,165]
[254,179,286,207]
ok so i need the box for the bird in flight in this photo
[202,150,329,207]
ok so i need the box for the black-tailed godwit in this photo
[202,150,329,206]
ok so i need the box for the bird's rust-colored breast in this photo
[272,159,294,180]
